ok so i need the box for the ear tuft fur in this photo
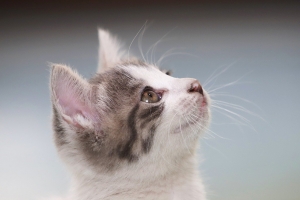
[98,28,124,73]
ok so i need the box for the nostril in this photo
[189,81,203,95]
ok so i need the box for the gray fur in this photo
[52,64,165,170]
[49,29,210,200]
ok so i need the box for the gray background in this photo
[1,1,300,200]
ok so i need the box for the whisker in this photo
[157,51,198,66]
[138,23,148,63]
[182,114,201,141]
[144,27,177,65]
[212,106,257,133]
[212,100,265,122]
[186,115,214,139]
[210,93,264,112]
[188,112,231,140]
[207,74,250,94]
[127,21,148,61]
[211,105,250,123]
[156,48,178,65]
[203,61,237,88]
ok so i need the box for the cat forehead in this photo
[120,64,175,89]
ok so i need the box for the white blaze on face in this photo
[124,64,210,138]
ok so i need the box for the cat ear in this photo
[97,28,124,73]
[50,64,97,129]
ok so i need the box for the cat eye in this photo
[141,88,162,103]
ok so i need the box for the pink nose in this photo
[188,80,203,95]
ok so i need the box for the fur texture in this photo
[49,29,211,200]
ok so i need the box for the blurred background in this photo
[1,0,300,199]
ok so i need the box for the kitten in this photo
[50,29,211,200]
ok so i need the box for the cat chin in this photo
[173,120,206,134]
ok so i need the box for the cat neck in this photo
[68,151,206,200]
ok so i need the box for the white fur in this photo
[49,29,210,200]
[61,142,206,200]
[98,29,124,73]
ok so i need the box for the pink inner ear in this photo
[55,81,95,123]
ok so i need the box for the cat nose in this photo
[188,80,203,95]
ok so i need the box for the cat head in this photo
[50,29,211,178]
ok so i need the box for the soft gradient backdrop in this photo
[1,1,300,200]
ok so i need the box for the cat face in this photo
[50,30,210,177]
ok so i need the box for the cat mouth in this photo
[200,91,210,108]
[173,93,210,133]
[201,97,207,107]
[198,93,209,110]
